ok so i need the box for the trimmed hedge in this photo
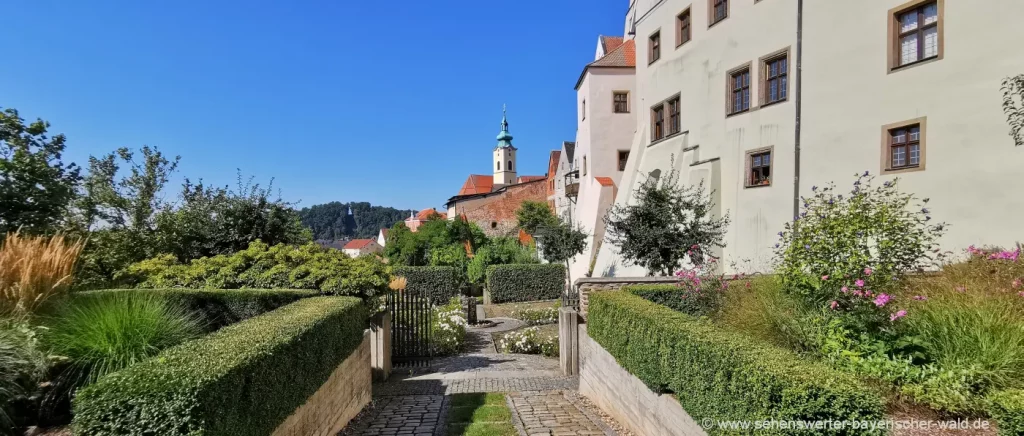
[623,284,721,317]
[72,296,367,435]
[67,288,317,331]
[588,291,884,435]
[989,389,1024,436]
[485,264,564,304]
[393,266,463,303]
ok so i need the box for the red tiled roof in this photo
[591,39,635,68]
[517,175,546,183]
[601,36,624,55]
[518,228,534,246]
[415,208,446,220]
[458,174,494,195]
[343,239,376,250]
[595,177,615,187]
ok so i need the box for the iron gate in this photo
[386,290,433,367]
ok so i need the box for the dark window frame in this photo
[880,117,927,174]
[651,105,665,141]
[649,30,662,64]
[613,91,630,113]
[676,8,692,47]
[760,50,789,106]
[709,0,728,27]
[667,96,681,135]
[727,64,751,116]
[745,147,773,188]
[617,150,630,171]
[888,0,943,73]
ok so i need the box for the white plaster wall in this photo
[801,0,1024,254]
[555,145,573,220]
[593,0,798,276]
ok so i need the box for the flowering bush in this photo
[775,173,946,332]
[510,306,559,326]
[430,298,467,356]
[625,256,729,317]
[497,327,557,357]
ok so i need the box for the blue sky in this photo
[2,0,627,211]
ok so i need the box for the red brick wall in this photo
[461,180,547,237]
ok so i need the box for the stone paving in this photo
[340,316,615,435]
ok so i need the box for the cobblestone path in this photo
[340,318,616,436]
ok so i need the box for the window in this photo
[583,156,587,176]
[651,105,665,141]
[582,99,586,120]
[762,53,788,105]
[617,150,630,171]
[710,0,728,27]
[676,9,691,47]
[497,161,501,171]
[667,96,681,135]
[649,31,661,64]
[508,160,513,171]
[728,66,751,115]
[889,0,942,71]
[613,92,629,113]
[881,118,926,173]
[490,222,498,229]
[746,148,772,187]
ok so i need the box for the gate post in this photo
[371,312,392,381]
[558,307,580,376]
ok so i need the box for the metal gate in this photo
[386,290,433,367]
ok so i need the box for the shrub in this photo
[121,241,389,300]
[496,327,557,357]
[44,293,203,400]
[485,264,564,304]
[0,232,84,315]
[588,291,884,433]
[467,238,539,285]
[0,319,47,433]
[624,258,729,317]
[775,174,946,333]
[988,389,1024,436]
[66,288,317,331]
[72,296,367,436]
[393,266,463,303]
[431,297,467,356]
[510,305,559,326]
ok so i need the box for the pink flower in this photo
[1013,279,1022,289]
[855,279,865,288]
[955,286,966,293]
[745,282,752,289]
[852,290,864,297]
[873,293,891,307]
[864,268,873,276]
[890,310,907,321]
[830,301,838,310]
[913,295,928,301]
[821,275,830,281]
[1019,291,1024,297]
[841,286,849,293]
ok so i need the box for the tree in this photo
[298,201,412,240]
[1002,74,1024,147]
[0,107,81,235]
[516,201,557,235]
[534,219,587,288]
[604,166,729,276]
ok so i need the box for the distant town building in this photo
[342,238,383,258]
[376,228,388,247]
[405,208,447,232]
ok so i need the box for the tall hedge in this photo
[66,289,317,331]
[393,266,463,303]
[485,264,564,304]
[73,296,367,435]
[588,291,884,435]
[623,284,722,317]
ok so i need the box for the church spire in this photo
[496,104,514,148]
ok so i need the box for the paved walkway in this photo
[340,317,616,436]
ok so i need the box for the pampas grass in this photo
[0,232,84,315]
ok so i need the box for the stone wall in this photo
[460,180,547,237]
[574,277,680,319]
[272,333,372,436]
[578,324,707,436]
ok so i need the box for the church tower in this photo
[493,106,517,187]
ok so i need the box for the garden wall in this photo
[578,323,707,436]
[273,333,371,436]
[574,277,679,318]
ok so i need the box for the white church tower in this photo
[493,106,517,187]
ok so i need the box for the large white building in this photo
[577,0,1024,277]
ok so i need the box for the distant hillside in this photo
[298,201,414,240]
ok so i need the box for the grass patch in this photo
[445,393,516,436]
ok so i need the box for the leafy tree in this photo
[466,237,540,284]
[1002,74,1024,147]
[604,166,729,276]
[0,107,81,235]
[534,218,587,287]
[298,201,412,240]
[516,201,558,235]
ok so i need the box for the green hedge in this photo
[393,266,463,303]
[485,264,564,304]
[73,296,367,435]
[67,288,317,331]
[588,291,884,435]
[989,389,1024,436]
[623,284,721,317]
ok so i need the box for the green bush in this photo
[485,264,564,304]
[72,296,367,436]
[588,291,884,434]
[393,266,463,303]
[44,293,203,396]
[66,288,317,331]
[0,320,47,434]
[624,282,724,318]
[988,389,1024,436]
[120,241,389,300]
[467,238,539,284]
